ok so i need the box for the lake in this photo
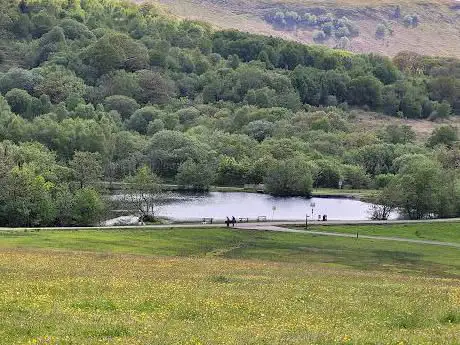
[110,192,381,222]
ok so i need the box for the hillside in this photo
[0,0,459,227]
[155,0,460,58]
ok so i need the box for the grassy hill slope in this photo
[155,0,460,58]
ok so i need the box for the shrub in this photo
[337,37,350,49]
[403,15,419,28]
[321,22,333,36]
[375,24,386,39]
[313,30,327,42]
[335,26,350,38]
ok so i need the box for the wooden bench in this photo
[257,216,267,222]
[238,217,249,223]
[202,217,213,224]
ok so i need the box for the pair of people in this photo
[225,216,236,227]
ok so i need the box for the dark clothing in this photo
[226,217,230,227]
[231,217,236,227]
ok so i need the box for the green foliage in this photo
[103,95,139,120]
[375,24,386,39]
[69,151,103,189]
[380,124,416,145]
[82,32,149,76]
[72,187,105,226]
[348,76,383,109]
[264,158,313,196]
[380,157,457,219]
[176,159,216,190]
[427,126,458,148]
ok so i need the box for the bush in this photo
[375,24,386,39]
[303,13,317,26]
[313,30,327,42]
[321,23,333,36]
[264,158,313,196]
[374,174,395,189]
[403,15,419,28]
[337,37,350,50]
[335,26,350,38]
[427,126,458,148]
[103,95,140,120]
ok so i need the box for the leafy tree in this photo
[60,18,94,40]
[124,166,162,221]
[72,187,105,226]
[215,156,249,186]
[146,130,209,177]
[314,159,342,188]
[135,70,176,104]
[126,107,163,134]
[348,76,383,109]
[436,101,452,119]
[0,165,56,227]
[5,88,33,117]
[375,24,386,39]
[103,95,139,120]
[427,126,458,148]
[381,157,447,219]
[176,159,216,190]
[380,124,416,144]
[69,151,103,189]
[341,165,370,189]
[34,65,86,103]
[313,30,326,42]
[244,120,274,142]
[82,32,149,76]
[264,158,313,196]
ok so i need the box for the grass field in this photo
[304,222,460,244]
[1,226,460,344]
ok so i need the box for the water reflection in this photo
[115,192,379,221]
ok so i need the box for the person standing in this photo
[226,217,230,227]
[231,216,236,227]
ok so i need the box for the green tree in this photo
[264,158,313,196]
[69,151,103,189]
[427,126,458,148]
[382,157,449,219]
[176,159,216,191]
[5,88,33,117]
[72,187,105,226]
[348,76,383,109]
[380,124,416,144]
[0,165,56,227]
[124,166,162,221]
[82,32,149,76]
[103,95,139,120]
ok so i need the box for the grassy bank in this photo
[301,222,460,244]
[1,227,459,344]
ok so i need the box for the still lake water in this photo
[142,192,377,221]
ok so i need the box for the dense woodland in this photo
[0,0,460,226]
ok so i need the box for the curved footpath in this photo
[234,223,460,249]
[1,218,460,248]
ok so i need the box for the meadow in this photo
[304,222,460,244]
[1,226,460,344]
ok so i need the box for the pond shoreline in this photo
[101,182,377,201]
[106,191,380,224]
